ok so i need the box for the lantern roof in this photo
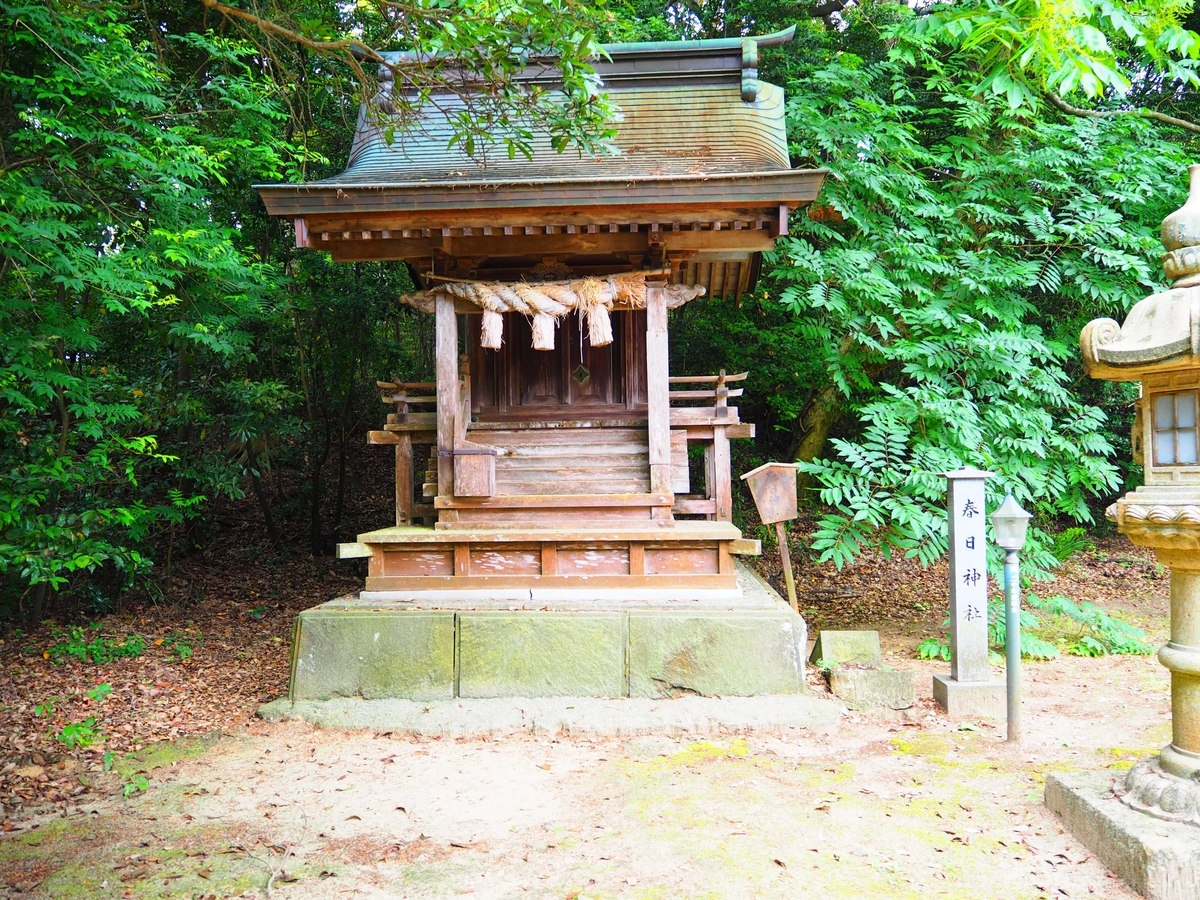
[1082,164,1200,381]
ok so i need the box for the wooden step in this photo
[492,448,652,460]
[496,478,650,495]
[494,463,649,479]
[469,428,647,445]
[436,492,670,510]
[496,458,648,473]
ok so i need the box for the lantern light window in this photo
[1154,391,1199,465]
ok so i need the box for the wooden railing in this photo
[668,369,747,423]
[667,370,752,522]
[368,378,438,526]
[368,368,754,527]
[376,379,436,425]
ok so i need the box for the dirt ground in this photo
[0,527,1176,899]
[0,650,1170,900]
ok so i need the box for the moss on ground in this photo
[108,731,222,780]
[590,735,1054,900]
[0,811,269,898]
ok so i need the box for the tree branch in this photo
[1046,90,1200,136]
[198,0,380,81]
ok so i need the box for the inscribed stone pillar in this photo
[947,468,991,682]
[933,467,1005,716]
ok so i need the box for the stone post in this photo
[933,467,1005,717]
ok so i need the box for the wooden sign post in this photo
[741,462,800,612]
[933,467,1005,716]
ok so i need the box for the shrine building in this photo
[255,26,829,701]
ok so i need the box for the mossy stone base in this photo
[458,612,626,698]
[289,603,808,700]
[627,610,806,698]
[829,667,915,710]
[291,609,455,701]
[932,674,1006,718]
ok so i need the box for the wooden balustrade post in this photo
[646,284,673,522]
[394,433,412,526]
[435,295,457,509]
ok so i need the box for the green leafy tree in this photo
[201,0,617,160]
[767,2,1195,571]
[0,2,294,620]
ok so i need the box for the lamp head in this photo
[989,494,1032,551]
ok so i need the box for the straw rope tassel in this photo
[396,273,706,352]
[480,309,503,349]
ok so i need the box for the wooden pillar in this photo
[435,295,457,507]
[712,424,732,521]
[646,284,673,522]
[395,433,412,526]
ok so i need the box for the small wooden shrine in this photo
[256,27,828,701]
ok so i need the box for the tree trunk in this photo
[309,429,330,554]
[25,582,48,628]
[791,383,844,498]
[245,441,282,546]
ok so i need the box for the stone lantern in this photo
[1051,164,1200,895]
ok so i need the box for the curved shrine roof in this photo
[255,29,827,301]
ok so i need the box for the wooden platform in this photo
[338,522,760,596]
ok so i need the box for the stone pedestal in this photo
[1155,544,1200,778]
[1046,493,1200,891]
[282,562,810,705]
[1114,514,1200,783]
[931,674,1005,718]
[1061,162,1200,897]
[831,667,915,710]
[1047,771,1200,900]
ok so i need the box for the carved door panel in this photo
[565,311,616,406]
[512,313,564,407]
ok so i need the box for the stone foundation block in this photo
[932,674,1006,718]
[829,667,915,710]
[1047,771,1200,900]
[291,609,455,701]
[628,609,805,698]
[457,611,625,698]
[809,630,882,668]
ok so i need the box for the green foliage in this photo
[161,629,202,663]
[917,592,1154,661]
[33,696,59,718]
[1027,593,1156,656]
[917,598,1057,661]
[86,682,113,702]
[57,718,101,750]
[910,0,1200,110]
[916,637,952,662]
[47,625,145,665]
[123,773,150,798]
[987,599,1061,660]
[778,4,1194,571]
[1047,527,1095,563]
[0,1,291,616]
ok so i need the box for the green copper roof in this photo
[321,81,789,187]
[265,27,801,192]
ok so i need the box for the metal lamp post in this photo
[990,494,1032,743]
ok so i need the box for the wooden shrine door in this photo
[470,310,646,419]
